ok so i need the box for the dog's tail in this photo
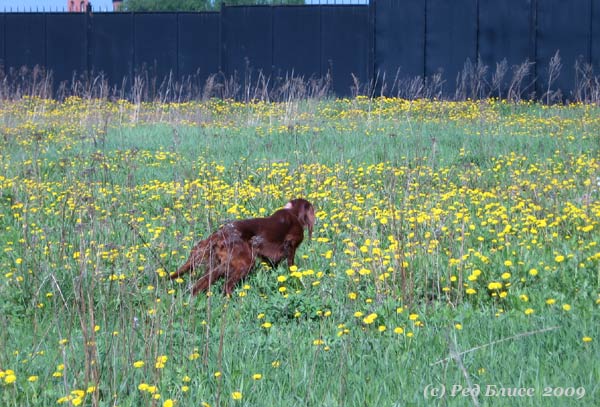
[170,260,192,280]
[170,236,213,280]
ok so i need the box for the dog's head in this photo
[284,198,316,239]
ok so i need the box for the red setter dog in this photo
[171,199,315,295]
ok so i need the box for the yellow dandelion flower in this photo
[362,313,377,324]
[231,391,242,401]
[488,282,502,290]
[582,336,592,343]
[155,355,167,369]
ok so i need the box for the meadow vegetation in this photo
[0,95,599,406]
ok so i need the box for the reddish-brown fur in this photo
[172,199,315,295]
[232,198,315,268]
[169,225,255,295]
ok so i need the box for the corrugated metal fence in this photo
[0,0,598,100]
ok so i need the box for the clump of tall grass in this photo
[2,56,600,104]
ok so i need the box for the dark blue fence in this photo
[0,0,598,100]
[477,0,535,96]
[91,13,134,86]
[4,13,46,70]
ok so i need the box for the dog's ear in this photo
[297,200,315,240]
[284,199,315,239]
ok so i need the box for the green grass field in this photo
[0,96,599,406]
